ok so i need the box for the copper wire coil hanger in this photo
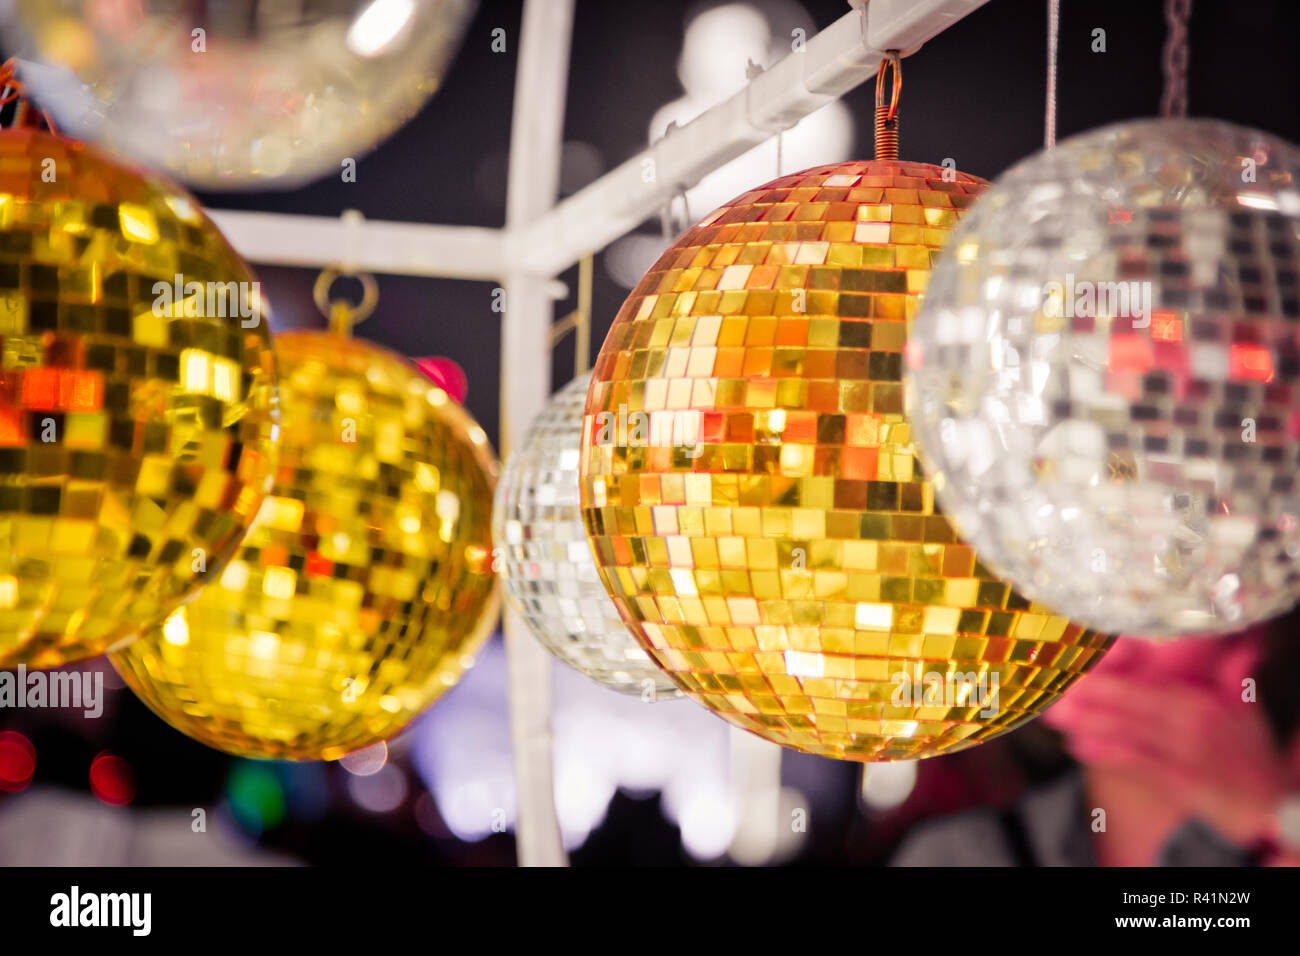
[0,58,59,132]
[874,51,901,161]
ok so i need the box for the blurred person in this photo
[891,610,1300,866]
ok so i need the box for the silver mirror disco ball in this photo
[2,0,475,190]
[494,374,681,699]
[907,119,1300,637]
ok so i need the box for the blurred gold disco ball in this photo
[580,161,1114,761]
[112,329,499,760]
[0,127,277,668]
[1,0,476,190]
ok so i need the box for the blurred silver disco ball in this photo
[2,0,475,190]
[493,374,680,698]
[907,119,1300,637]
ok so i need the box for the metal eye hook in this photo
[314,267,378,337]
[874,51,902,161]
[875,50,902,121]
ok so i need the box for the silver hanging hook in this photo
[660,185,692,242]
[651,120,693,240]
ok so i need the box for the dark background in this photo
[3,0,1300,866]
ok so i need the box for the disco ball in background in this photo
[112,330,499,760]
[907,120,1300,637]
[581,161,1114,761]
[494,374,679,698]
[2,0,476,190]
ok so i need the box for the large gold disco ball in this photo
[112,329,499,760]
[580,161,1114,761]
[2,0,476,190]
[0,127,277,669]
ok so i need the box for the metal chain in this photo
[1045,0,1059,149]
[1160,0,1193,119]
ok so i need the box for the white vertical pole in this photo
[726,727,786,865]
[500,0,574,868]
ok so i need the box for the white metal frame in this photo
[210,0,990,281]
[213,0,993,868]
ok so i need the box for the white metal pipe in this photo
[864,0,991,56]
[208,209,508,280]
[500,0,573,869]
[727,727,786,866]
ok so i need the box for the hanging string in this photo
[574,253,592,377]
[659,185,691,242]
[549,253,594,377]
[1045,0,1059,149]
[1160,0,1193,119]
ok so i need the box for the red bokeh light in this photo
[89,752,136,806]
[1108,333,1153,374]
[413,357,469,404]
[20,367,104,412]
[304,550,334,578]
[1150,310,1183,342]
[0,731,36,793]
[1229,343,1275,383]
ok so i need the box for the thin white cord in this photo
[1045,0,1059,149]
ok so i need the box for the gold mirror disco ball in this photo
[0,127,277,669]
[1,0,476,190]
[111,329,499,760]
[580,161,1115,762]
